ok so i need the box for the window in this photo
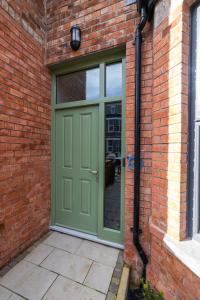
[188,2,200,239]
[57,67,100,103]
[108,120,115,132]
[107,119,121,133]
[106,62,122,97]
[56,61,123,104]
[111,105,116,114]
[104,102,122,230]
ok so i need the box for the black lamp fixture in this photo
[70,25,81,51]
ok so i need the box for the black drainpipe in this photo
[133,0,157,281]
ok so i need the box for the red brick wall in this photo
[0,1,51,268]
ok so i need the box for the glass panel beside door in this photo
[104,102,122,231]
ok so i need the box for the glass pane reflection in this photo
[106,62,122,97]
[104,102,122,231]
[57,67,100,103]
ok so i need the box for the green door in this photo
[55,105,99,234]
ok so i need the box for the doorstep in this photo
[0,231,123,300]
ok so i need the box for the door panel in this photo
[55,106,99,234]
[64,116,73,168]
[63,178,72,211]
[80,113,91,169]
[80,180,91,215]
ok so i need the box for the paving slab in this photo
[0,233,121,300]
[24,243,54,265]
[0,286,25,300]
[41,248,92,283]
[43,232,82,253]
[76,240,119,267]
[0,261,57,300]
[43,275,105,300]
[0,285,12,300]
[84,262,114,294]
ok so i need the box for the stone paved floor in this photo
[0,232,121,300]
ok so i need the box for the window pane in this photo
[57,67,100,103]
[104,102,122,231]
[106,62,122,97]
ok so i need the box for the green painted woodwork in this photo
[55,106,99,234]
[50,46,125,76]
[51,48,126,245]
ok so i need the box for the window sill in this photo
[164,234,200,278]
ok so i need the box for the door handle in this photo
[90,170,98,175]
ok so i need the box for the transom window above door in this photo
[56,61,122,103]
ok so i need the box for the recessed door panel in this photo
[64,116,73,168]
[80,113,91,169]
[63,178,72,212]
[55,106,99,234]
[80,180,91,215]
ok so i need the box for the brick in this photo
[0,1,51,269]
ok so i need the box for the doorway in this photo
[52,50,125,245]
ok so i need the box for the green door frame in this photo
[51,47,126,245]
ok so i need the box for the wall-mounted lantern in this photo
[70,25,81,51]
